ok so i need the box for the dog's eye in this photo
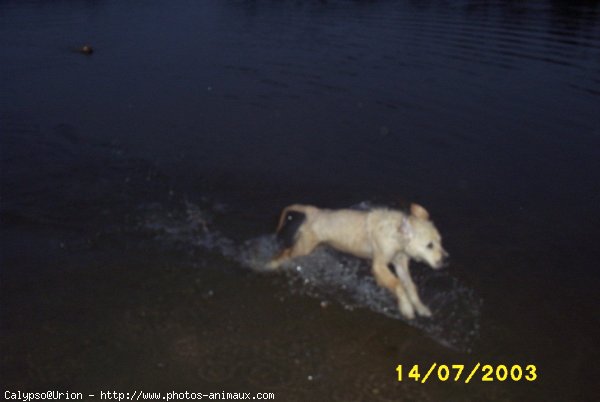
[426,242,434,249]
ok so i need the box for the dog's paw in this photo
[415,303,432,318]
[398,300,416,320]
[265,259,281,270]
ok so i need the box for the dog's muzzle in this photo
[435,253,450,269]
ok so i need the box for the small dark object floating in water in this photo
[80,44,93,55]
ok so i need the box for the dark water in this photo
[1,0,599,400]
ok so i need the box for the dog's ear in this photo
[399,215,413,239]
[410,203,430,220]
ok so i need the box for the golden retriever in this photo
[268,203,448,319]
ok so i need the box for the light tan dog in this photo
[268,203,448,319]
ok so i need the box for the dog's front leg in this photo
[393,255,432,317]
[394,281,415,320]
[371,257,414,319]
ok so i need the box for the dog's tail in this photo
[275,204,317,248]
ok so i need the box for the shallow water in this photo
[1,0,599,400]
[140,201,482,353]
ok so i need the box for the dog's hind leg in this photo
[267,248,292,269]
[268,207,309,269]
[393,255,432,317]
[289,232,319,258]
[267,232,319,269]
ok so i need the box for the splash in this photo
[237,235,481,352]
[141,201,481,352]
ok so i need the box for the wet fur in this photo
[268,203,448,319]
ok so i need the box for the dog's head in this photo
[401,203,449,269]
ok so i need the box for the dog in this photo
[268,203,448,319]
